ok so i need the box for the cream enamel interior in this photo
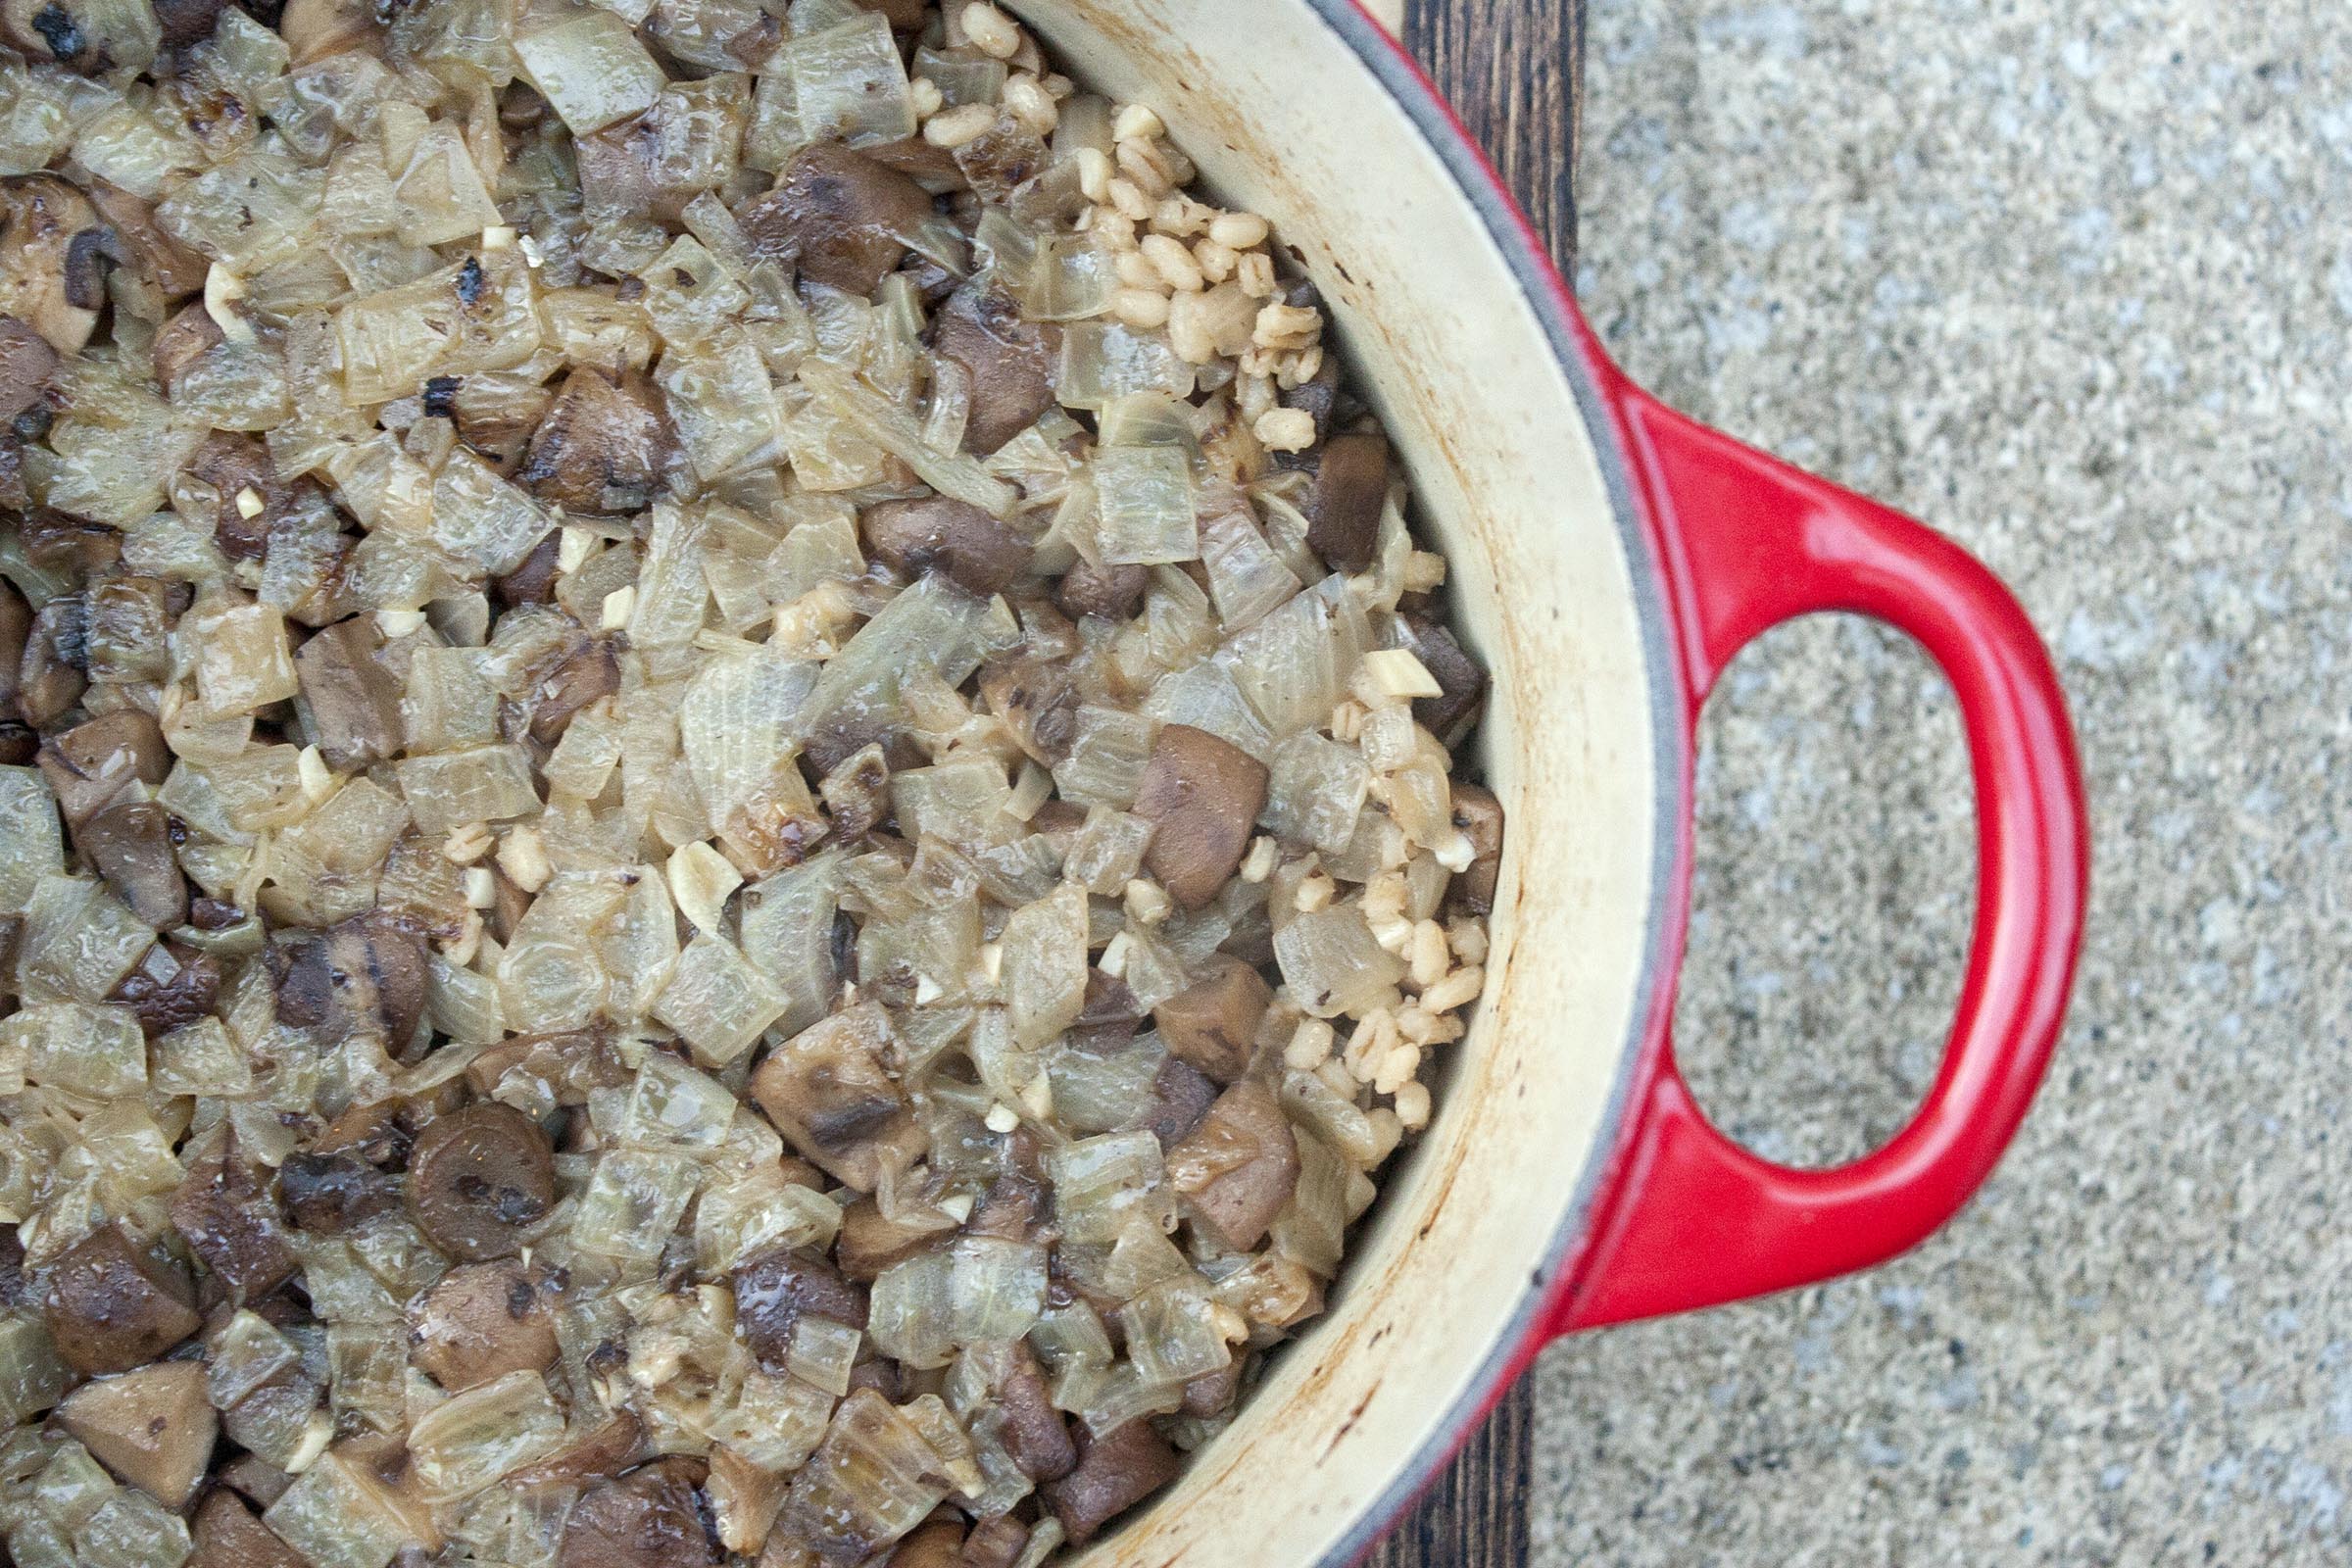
[1014,3,1671,1560]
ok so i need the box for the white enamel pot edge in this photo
[1011,4,2090,1564]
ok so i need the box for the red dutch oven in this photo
[1020,2,2091,1562]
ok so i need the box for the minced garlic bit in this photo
[233,485,266,518]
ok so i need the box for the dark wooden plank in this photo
[1401,0,1583,270]
[1363,6,1581,1565]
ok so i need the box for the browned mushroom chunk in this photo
[411,1259,560,1392]
[516,368,672,514]
[275,912,430,1049]
[0,314,58,419]
[54,1359,219,1507]
[189,1491,309,1568]
[151,299,224,392]
[181,431,283,562]
[1181,1359,1244,1419]
[931,283,1059,455]
[1141,1055,1218,1149]
[976,656,1076,765]
[1279,342,1343,444]
[731,1244,868,1368]
[78,799,187,928]
[863,0,924,27]
[0,577,30,750]
[528,633,620,744]
[83,179,208,303]
[885,1521,964,1568]
[559,1458,720,1568]
[749,1004,928,1193]
[407,1102,558,1260]
[1043,1418,1182,1547]
[1446,781,1504,915]
[1396,612,1488,747]
[1301,431,1391,574]
[0,177,106,351]
[149,0,222,49]
[37,708,168,825]
[1166,1078,1299,1252]
[172,1134,299,1300]
[958,1516,1029,1568]
[1150,955,1272,1084]
[42,1222,202,1374]
[862,497,1034,598]
[1054,558,1147,622]
[1133,724,1269,909]
[278,1149,402,1234]
[832,1195,956,1283]
[737,142,937,298]
[293,617,404,772]
[494,530,562,608]
[18,593,87,729]
[509,1411,646,1490]
[113,938,222,1038]
[987,1341,1075,1483]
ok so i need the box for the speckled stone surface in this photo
[1528,2,2352,1563]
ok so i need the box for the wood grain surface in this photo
[1360,4,1582,1566]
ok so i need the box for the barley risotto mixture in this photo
[0,0,1507,1562]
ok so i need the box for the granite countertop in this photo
[1529,2,2352,1562]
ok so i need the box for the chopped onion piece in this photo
[1002,880,1089,1048]
[1274,904,1407,1020]
[1093,446,1198,566]
[407,1371,567,1500]
[868,1237,1049,1369]
[784,12,916,147]
[653,933,788,1066]
[514,10,666,133]
[798,360,1019,518]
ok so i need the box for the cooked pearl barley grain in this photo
[0,2,1504,1564]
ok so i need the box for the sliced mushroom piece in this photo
[1396,612,1489,748]
[79,800,189,928]
[38,709,168,828]
[958,1516,1030,1568]
[527,633,621,745]
[189,1491,309,1568]
[862,498,1035,598]
[278,1149,402,1234]
[463,1025,632,1107]
[749,1003,928,1193]
[113,939,223,1038]
[0,315,58,420]
[172,1134,298,1300]
[987,1341,1075,1483]
[18,592,87,730]
[1150,955,1273,1085]
[1042,1417,1181,1547]
[1166,1078,1299,1252]
[294,617,404,771]
[516,368,671,515]
[42,1222,202,1375]
[975,656,1077,766]
[1140,1055,1218,1150]
[931,283,1059,455]
[0,176,105,351]
[1133,724,1270,909]
[1301,431,1391,575]
[737,142,938,298]
[559,1458,720,1568]
[0,577,29,729]
[1054,558,1147,622]
[215,1452,297,1510]
[730,1244,868,1368]
[1446,781,1504,916]
[407,1102,558,1261]
[151,298,225,391]
[411,1259,560,1392]
[1278,344,1344,445]
[55,1359,219,1507]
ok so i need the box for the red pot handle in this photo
[1548,386,2088,1333]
